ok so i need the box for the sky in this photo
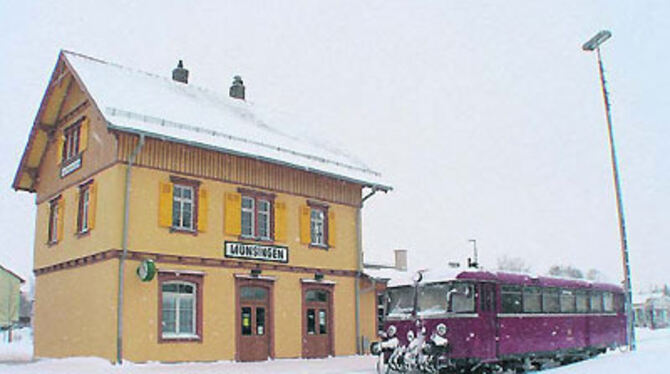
[0,1,668,291]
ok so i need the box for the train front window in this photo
[417,282,474,316]
[386,286,415,318]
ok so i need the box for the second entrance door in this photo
[238,285,271,362]
[302,286,333,358]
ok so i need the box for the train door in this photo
[478,282,498,359]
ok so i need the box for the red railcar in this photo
[371,269,626,373]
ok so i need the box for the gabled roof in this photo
[14,50,391,192]
[0,264,25,283]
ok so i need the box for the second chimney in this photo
[229,75,245,100]
[172,60,189,84]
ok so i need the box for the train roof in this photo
[387,268,623,293]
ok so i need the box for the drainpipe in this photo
[116,134,145,364]
[355,187,382,354]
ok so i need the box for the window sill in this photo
[47,240,59,248]
[159,334,202,343]
[76,229,91,238]
[169,227,198,236]
[238,235,275,244]
[309,243,329,250]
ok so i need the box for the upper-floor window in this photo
[240,191,274,241]
[173,184,195,231]
[310,206,327,246]
[77,182,91,234]
[62,123,81,162]
[48,197,62,244]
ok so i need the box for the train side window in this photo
[603,292,614,312]
[542,288,560,313]
[560,289,576,313]
[615,293,625,313]
[501,285,522,313]
[590,292,603,312]
[576,290,589,313]
[522,287,541,313]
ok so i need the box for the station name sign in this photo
[224,241,289,264]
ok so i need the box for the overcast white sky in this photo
[0,1,668,291]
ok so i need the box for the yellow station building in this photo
[13,51,391,362]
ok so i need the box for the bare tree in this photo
[586,268,606,282]
[548,265,584,279]
[497,255,531,273]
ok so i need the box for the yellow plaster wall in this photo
[33,165,125,269]
[33,260,118,360]
[120,261,359,361]
[127,167,359,272]
[359,278,379,353]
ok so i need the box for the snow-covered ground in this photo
[0,328,667,373]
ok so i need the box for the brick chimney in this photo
[172,60,189,84]
[229,75,245,100]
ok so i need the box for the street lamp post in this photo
[582,30,636,351]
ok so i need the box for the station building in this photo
[13,51,391,362]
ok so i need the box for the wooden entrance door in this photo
[302,285,333,358]
[237,284,272,362]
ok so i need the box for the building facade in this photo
[0,264,24,332]
[13,51,390,362]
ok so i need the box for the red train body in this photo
[371,269,626,373]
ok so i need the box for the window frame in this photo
[62,122,81,163]
[238,188,275,242]
[77,181,93,234]
[157,272,203,343]
[307,201,329,248]
[47,196,61,244]
[170,176,200,233]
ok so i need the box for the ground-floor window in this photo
[158,272,203,341]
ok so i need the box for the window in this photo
[310,207,326,246]
[501,285,522,313]
[240,191,274,240]
[590,292,603,312]
[522,287,542,313]
[77,182,96,234]
[306,290,328,302]
[576,290,590,313]
[159,273,203,341]
[603,292,614,312]
[172,184,194,230]
[161,282,196,338]
[542,288,560,313]
[416,282,476,315]
[560,289,576,313]
[62,123,81,162]
[48,197,61,244]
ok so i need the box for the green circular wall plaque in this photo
[137,259,156,282]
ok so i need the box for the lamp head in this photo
[582,30,612,51]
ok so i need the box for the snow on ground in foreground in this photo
[0,328,32,363]
[0,328,668,373]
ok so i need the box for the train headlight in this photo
[407,329,415,341]
[436,323,448,337]
[387,325,397,338]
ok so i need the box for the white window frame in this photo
[161,281,197,339]
[241,196,255,238]
[48,199,59,243]
[79,186,90,233]
[63,124,80,162]
[310,208,326,246]
[257,199,271,240]
[172,184,194,231]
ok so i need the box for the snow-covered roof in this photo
[63,51,390,191]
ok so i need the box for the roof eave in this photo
[108,124,393,193]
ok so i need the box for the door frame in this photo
[235,275,275,361]
[301,281,335,358]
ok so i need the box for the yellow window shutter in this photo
[274,201,287,242]
[79,118,89,152]
[224,192,241,236]
[88,182,98,230]
[57,198,65,242]
[299,205,311,244]
[328,210,336,248]
[198,188,208,232]
[56,133,64,164]
[158,182,173,228]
